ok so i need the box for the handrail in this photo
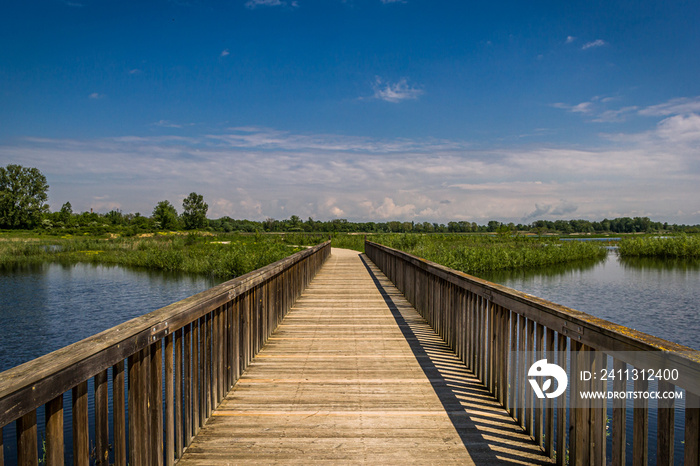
[0,241,330,465]
[365,240,699,465]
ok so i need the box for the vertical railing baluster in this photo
[45,394,63,466]
[95,369,109,465]
[184,322,193,445]
[17,409,38,466]
[545,327,555,458]
[525,318,534,436]
[72,381,89,466]
[519,314,527,431]
[165,333,175,466]
[535,323,544,448]
[633,376,649,465]
[175,328,183,458]
[509,312,518,420]
[113,360,126,466]
[591,350,606,464]
[612,358,626,466]
[556,333,567,466]
[685,392,700,465]
[657,379,675,464]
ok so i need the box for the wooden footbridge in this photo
[1,241,699,465]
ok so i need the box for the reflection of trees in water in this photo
[619,255,700,272]
[478,255,605,283]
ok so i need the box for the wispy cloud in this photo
[89,93,105,100]
[552,102,593,114]
[245,0,298,9]
[638,96,700,116]
[565,36,576,44]
[372,77,423,103]
[220,49,230,57]
[380,0,407,4]
[582,39,606,50]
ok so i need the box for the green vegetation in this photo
[0,233,309,278]
[618,235,700,258]
[369,234,608,275]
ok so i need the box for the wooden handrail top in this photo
[0,241,330,427]
[366,241,700,392]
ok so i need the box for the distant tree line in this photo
[2,164,699,235]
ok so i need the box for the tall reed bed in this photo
[0,233,307,278]
[373,234,608,275]
[618,234,700,258]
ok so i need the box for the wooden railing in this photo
[366,241,700,466]
[0,241,330,465]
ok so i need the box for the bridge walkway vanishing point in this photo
[178,248,554,465]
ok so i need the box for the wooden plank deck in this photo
[177,248,554,465]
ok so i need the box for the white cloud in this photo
[89,93,104,99]
[372,77,423,103]
[380,0,407,3]
[638,96,700,116]
[565,36,576,44]
[220,49,230,57]
[582,39,606,50]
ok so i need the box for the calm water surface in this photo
[0,262,224,372]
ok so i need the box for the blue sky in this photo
[1,0,699,223]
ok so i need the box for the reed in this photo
[0,233,306,278]
[618,234,700,258]
[372,234,608,275]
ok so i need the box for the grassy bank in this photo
[0,233,312,278]
[618,235,700,258]
[369,234,608,275]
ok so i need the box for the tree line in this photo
[2,164,699,235]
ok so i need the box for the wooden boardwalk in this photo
[178,248,554,465]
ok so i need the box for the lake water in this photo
[0,262,224,372]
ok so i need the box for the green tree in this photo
[0,164,49,229]
[181,192,208,230]
[152,200,179,230]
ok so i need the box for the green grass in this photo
[0,232,313,278]
[618,234,700,258]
